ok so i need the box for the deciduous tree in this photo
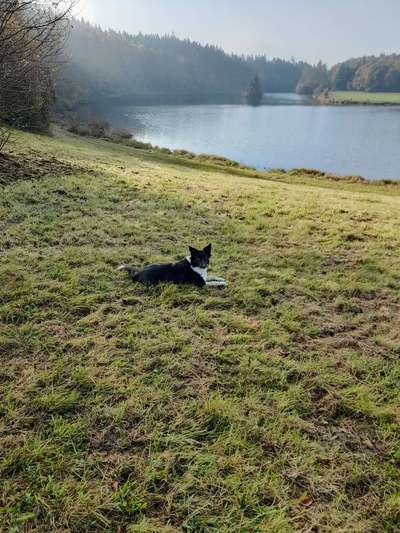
[0,1,72,151]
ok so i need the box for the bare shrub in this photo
[87,118,110,138]
[66,113,81,133]
[0,1,73,134]
[0,126,12,154]
[110,128,133,141]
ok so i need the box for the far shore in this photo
[314,90,400,106]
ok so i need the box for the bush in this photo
[66,114,81,134]
[66,116,91,137]
[159,147,172,155]
[127,139,153,150]
[110,128,132,141]
[66,116,150,147]
[75,125,92,137]
[173,149,195,159]
[87,118,110,138]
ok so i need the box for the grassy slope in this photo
[328,91,400,105]
[1,131,399,532]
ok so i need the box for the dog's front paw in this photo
[206,280,227,288]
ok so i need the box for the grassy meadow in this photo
[1,130,400,532]
[327,91,400,105]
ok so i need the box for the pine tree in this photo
[246,74,263,106]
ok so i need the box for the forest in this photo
[55,19,309,111]
[296,55,400,95]
[55,19,400,111]
[330,54,400,92]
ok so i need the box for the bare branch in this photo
[0,1,73,136]
[0,126,12,153]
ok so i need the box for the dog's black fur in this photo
[118,244,213,287]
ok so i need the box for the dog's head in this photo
[189,244,212,269]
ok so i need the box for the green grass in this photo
[328,91,400,105]
[1,129,400,532]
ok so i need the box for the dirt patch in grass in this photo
[0,150,85,185]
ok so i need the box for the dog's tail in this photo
[117,265,139,278]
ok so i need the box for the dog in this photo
[118,244,226,288]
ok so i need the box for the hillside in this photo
[331,54,400,93]
[296,54,400,96]
[56,19,308,110]
[56,22,400,107]
[1,131,399,531]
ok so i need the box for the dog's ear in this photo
[189,246,198,256]
[204,243,212,257]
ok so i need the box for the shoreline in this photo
[9,125,398,189]
[85,129,400,187]
[54,123,400,187]
[314,90,400,106]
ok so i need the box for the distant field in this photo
[1,130,400,531]
[328,91,400,104]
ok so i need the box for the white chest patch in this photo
[186,257,208,282]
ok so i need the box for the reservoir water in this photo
[106,94,400,180]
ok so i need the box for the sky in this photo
[74,0,400,65]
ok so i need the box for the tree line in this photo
[58,20,400,110]
[330,55,400,92]
[295,55,400,95]
[55,19,309,111]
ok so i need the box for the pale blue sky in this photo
[75,0,399,65]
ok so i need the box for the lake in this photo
[106,94,400,180]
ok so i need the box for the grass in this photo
[327,91,400,105]
[1,129,400,532]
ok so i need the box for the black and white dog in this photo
[118,244,226,288]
